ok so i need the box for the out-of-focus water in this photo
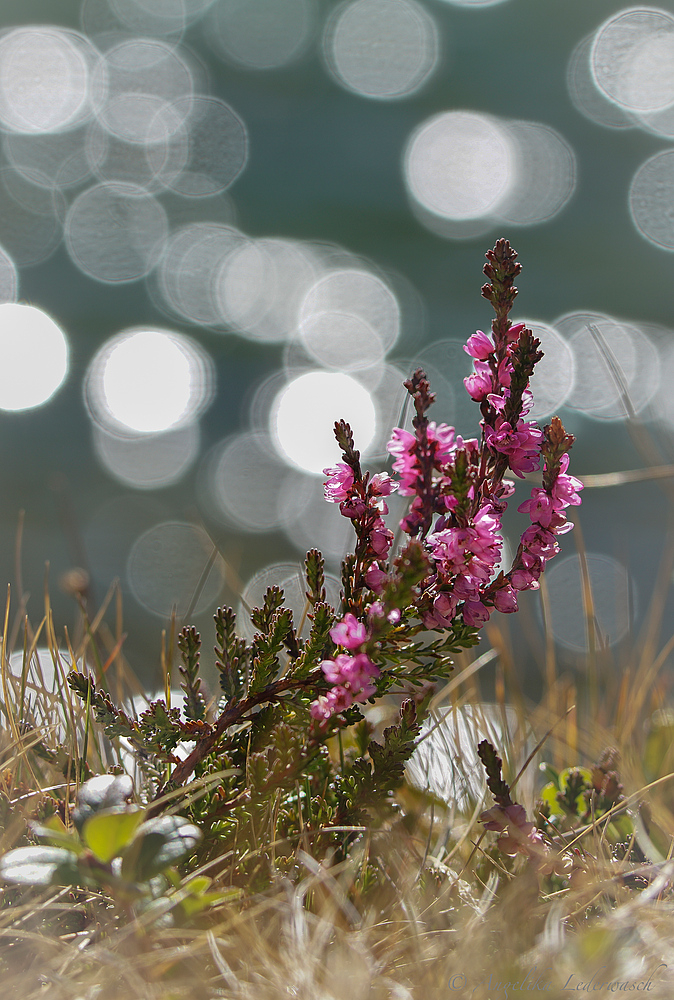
[0,0,673,689]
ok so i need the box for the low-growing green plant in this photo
[0,773,236,924]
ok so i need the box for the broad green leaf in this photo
[73,774,134,832]
[30,815,84,854]
[540,781,562,818]
[122,815,202,882]
[82,806,145,863]
[0,846,81,886]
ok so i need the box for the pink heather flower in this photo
[422,591,457,629]
[387,423,457,495]
[518,488,555,527]
[428,421,458,464]
[311,650,381,721]
[310,695,333,722]
[510,567,539,592]
[520,524,558,560]
[339,496,367,519]
[320,652,379,694]
[464,361,493,402]
[464,329,494,360]
[462,599,490,627]
[370,517,394,558]
[365,564,387,593]
[386,427,418,494]
[487,392,507,412]
[369,472,398,497]
[323,463,354,502]
[310,685,355,722]
[552,454,583,507]
[493,583,518,613]
[330,612,367,650]
[496,357,513,389]
[506,321,526,344]
[485,419,543,478]
[401,496,425,535]
[480,803,545,858]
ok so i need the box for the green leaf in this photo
[178,625,206,722]
[290,601,333,679]
[0,846,81,886]
[214,606,249,702]
[72,774,134,832]
[249,608,293,694]
[122,815,202,882]
[82,806,145,863]
[30,815,84,854]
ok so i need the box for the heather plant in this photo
[7,238,581,893]
[4,242,674,998]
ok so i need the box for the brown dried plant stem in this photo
[153,667,324,798]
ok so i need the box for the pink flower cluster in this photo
[480,802,548,861]
[322,463,397,562]
[511,453,583,592]
[387,422,458,496]
[310,613,380,723]
[464,325,543,478]
[423,504,504,628]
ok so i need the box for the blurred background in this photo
[1,0,673,692]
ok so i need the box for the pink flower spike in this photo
[330,613,367,650]
[464,329,494,360]
[323,463,354,502]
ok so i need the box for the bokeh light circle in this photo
[404,111,576,237]
[157,222,244,327]
[203,430,297,532]
[238,562,342,640]
[516,319,575,420]
[298,267,400,369]
[272,371,377,474]
[93,422,200,490]
[85,326,214,435]
[557,312,658,420]
[544,554,633,653]
[0,304,69,411]
[591,8,674,113]
[566,34,634,130]
[325,0,439,101]
[208,0,315,70]
[405,111,513,222]
[0,27,91,134]
[214,237,319,341]
[91,38,194,143]
[147,96,248,197]
[65,182,168,283]
[127,521,224,618]
[629,150,674,250]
